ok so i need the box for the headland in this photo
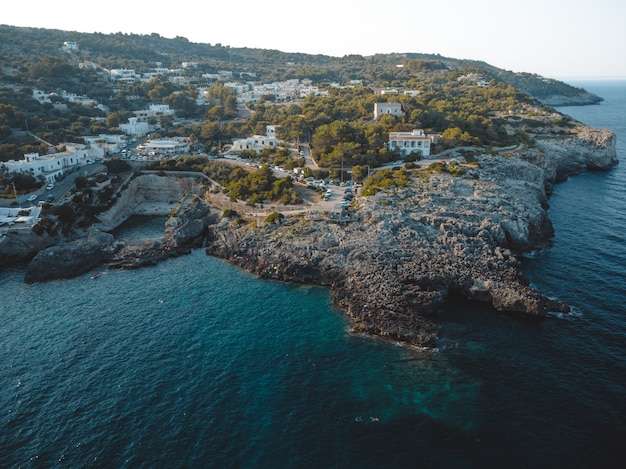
[2,125,616,347]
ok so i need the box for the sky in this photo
[4,0,626,80]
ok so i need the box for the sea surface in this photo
[1,81,625,468]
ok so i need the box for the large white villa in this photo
[374,103,404,120]
[120,117,150,137]
[228,125,279,154]
[388,129,434,158]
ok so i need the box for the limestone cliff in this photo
[536,91,603,107]
[95,173,197,230]
[525,126,618,182]
[205,155,580,346]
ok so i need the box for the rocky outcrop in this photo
[537,91,603,107]
[106,194,216,270]
[522,126,618,182]
[9,125,619,347]
[25,229,115,282]
[205,155,581,347]
[22,191,216,279]
[0,229,58,268]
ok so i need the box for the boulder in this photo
[25,229,115,282]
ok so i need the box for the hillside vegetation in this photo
[0,24,598,175]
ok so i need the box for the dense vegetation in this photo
[148,156,301,206]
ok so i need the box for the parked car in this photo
[27,194,37,202]
[46,183,55,190]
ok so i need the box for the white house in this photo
[63,41,79,51]
[3,146,95,183]
[109,69,138,82]
[83,134,128,154]
[374,102,404,120]
[229,126,279,154]
[388,129,432,158]
[133,104,175,122]
[119,117,149,137]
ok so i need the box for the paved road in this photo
[1,162,106,208]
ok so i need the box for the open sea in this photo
[1,81,625,468]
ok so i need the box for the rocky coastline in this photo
[5,126,618,347]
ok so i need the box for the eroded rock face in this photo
[106,195,216,270]
[24,229,115,282]
[537,91,603,107]
[526,127,618,181]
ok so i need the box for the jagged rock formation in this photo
[524,127,618,182]
[105,194,215,270]
[23,194,215,279]
[205,156,573,346]
[537,91,603,107]
[24,229,115,282]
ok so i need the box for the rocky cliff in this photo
[536,91,603,107]
[524,127,618,182]
[205,155,576,347]
[95,173,198,230]
[24,194,215,280]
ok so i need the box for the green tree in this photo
[107,112,120,128]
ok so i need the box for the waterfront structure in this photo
[388,129,433,157]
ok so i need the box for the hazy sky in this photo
[4,0,626,80]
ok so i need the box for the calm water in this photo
[1,82,625,468]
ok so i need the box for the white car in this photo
[46,183,55,190]
[27,194,37,202]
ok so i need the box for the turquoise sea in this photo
[1,81,625,468]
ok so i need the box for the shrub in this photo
[265,212,284,224]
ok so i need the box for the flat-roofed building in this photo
[388,129,432,157]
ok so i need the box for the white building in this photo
[138,138,190,156]
[374,102,404,120]
[230,126,279,154]
[119,117,149,137]
[63,41,79,51]
[388,129,432,158]
[133,104,175,122]
[109,69,138,82]
[3,146,95,183]
[83,134,128,154]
